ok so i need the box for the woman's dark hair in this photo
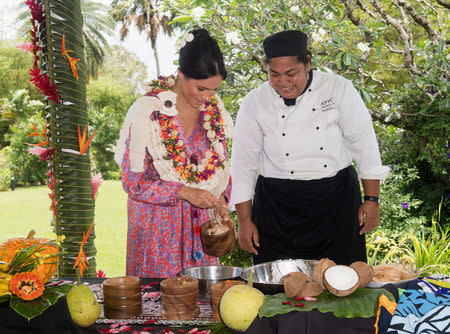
[179,29,227,80]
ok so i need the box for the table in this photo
[0,278,402,334]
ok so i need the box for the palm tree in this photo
[16,0,114,81]
[110,0,172,76]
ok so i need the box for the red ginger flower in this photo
[29,68,61,103]
[26,0,44,22]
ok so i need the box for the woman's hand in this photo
[358,201,380,234]
[178,186,218,208]
[217,205,232,223]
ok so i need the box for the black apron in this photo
[251,165,366,265]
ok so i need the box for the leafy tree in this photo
[87,77,138,179]
[0,42,37,98]
[98,45,148,89]
[110,0,173,76]
[16,0,115,81]
[165,0,449,225]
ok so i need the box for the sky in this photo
[1,0,179,80]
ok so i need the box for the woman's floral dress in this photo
[121,107,232,278]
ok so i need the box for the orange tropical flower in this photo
[73,221,94,277]
[61,34,80,81]
[26,121,48,146]
[77,124,97,155]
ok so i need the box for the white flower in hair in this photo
[191,7,205,22]
[180,32,195,49]
[225,31,241,45]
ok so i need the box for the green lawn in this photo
[0,180,128,277]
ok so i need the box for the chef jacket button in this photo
[282,115,285,118]
[290,171,294,174]
[324,164,327,168]
[320,147,323,150]
[312,108,316,111]
[316,126,320,130]
[308,89,312,92]
[282,133,286,136]
[286,153,289,156]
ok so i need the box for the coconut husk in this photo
[296,281,323,298]
[283,272,308,298]
[313,258,336,289]
[349,261,373,288]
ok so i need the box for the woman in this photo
[114,29,234,278]
[230,30,389,266]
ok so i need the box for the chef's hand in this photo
[178,186,218,209]
[358,201,380,234]
[238,220,259,255]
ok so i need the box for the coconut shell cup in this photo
[200,219,236,257]
[160,276,199,321]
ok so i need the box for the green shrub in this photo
[0,147,12,190]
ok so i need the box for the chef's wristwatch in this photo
[364,196,380,204]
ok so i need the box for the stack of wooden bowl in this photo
[211,280,245,322]
[160,276,199,320]
[103,276,142,319]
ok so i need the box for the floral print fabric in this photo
[121,110,231,278]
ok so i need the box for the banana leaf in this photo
[38,0,96,277]
[259,288,395,319]
[9,284,73,321]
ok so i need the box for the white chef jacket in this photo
[230,70,390,206]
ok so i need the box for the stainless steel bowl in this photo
[178,265,243,302]
[240,259,318,294]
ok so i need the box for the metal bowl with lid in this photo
[240,259,318,294]
[178,265,243,302]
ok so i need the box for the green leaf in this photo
[259,288,395,319]
[9,283,73,321]
[342,52,351,66]
[170,16,193,25]
[0,294,11,304]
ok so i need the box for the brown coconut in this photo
[296,281,323,298]
[283,272,308,298]
[313,258,336,289]
[349,261,373,288]
[323,265,360,297]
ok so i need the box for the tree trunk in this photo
[153,39,161,77]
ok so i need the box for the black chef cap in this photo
[263,30,308,59]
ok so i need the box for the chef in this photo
[230,30,389,265]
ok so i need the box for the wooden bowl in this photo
[161,307,200,321]
[211,280,245,322]
[161,290,198,305]
[160,276,198,295]
[103,276,142,319]
[200,219,236,257]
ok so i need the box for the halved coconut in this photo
[323,265,359,297]
[296,281,323,297]
[313,258,336,289]
[283,272,308,298]
[349,261,373,288]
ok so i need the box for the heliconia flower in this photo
[97,269,106,278]
[91,172,103,200]
[26,0,44,22]
[61,34,80,80]
[29,68,61,103]
[27,146,55,161]
[16,42,33,53]
[73,221,94,277]
[77,124,97,155]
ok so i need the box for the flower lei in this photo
[146,76,227,184]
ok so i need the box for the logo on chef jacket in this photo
[321,98,336,112]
